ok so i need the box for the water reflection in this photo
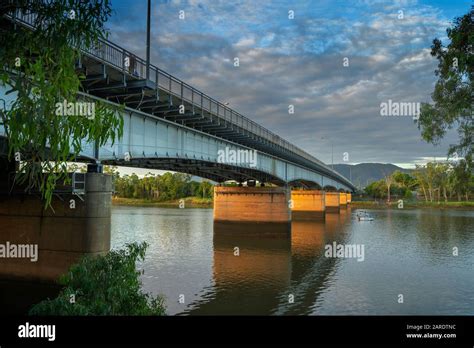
[3,205,473,315]
[178,207,474,315]
[185,223,291,315]
[185,209,352,315]
[276,209,352,315]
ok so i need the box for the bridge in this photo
[0,10,355,193]
[0,8,355,283]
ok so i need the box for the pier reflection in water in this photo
[3,206,473,315]
[110,206,474,315]
[185,209,352,315]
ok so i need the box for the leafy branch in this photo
[0,0,123,207]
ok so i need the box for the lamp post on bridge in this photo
[146,0,151,81]
[321,136,334,170]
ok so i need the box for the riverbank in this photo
[112,196,213,208]
[112,197,473,210]
[351,200,474,210]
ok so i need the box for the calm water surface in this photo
[111,206,474,315]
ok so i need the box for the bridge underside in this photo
[102,157,284,185]
[0,133,352,193]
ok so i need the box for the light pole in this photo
[146,0,151,80]
[331,142,333,169]
[321,136,334,170]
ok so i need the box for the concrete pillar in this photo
[347,193,352,204]
[213,186,290,233]
[340,192,348,205]
[325,192,340,213]
[0,172,112,282]
[291,190,325,220]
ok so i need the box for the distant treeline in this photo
[106,169,213,201]
[364,160,473,202]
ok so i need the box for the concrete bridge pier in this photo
[340,192,348,206]
[0,172,112,282]
[325,192,340,213]
[213,186,291,234]
[291,190,325,220]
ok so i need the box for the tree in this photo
[451,159,472,201]
[0,0,123,207]
[392,170,417,198]
[417,6,473,163]
[434,163,449,203]
[414,161,472,202]
[113,171,214,201]
[104,165,120,181]
[364,179,387,199]
[413,165,429,202]
[382,171,394,202]
[425,163,439,202]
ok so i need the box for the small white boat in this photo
[358,216,374,221]
[357,211,374,221]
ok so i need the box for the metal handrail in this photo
[3,9,354,189]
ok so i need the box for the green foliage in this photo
[417,6,473,161]
[29,242,166,316]
[413,161,472,202]
[403,189,413,199]
[364,179,387,199]
[363,164,474,202]
[114,172,214,201]
[392,171,417,190]
[0,0,123,207]
[449,159,472,200]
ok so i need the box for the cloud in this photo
[106,0,469,167]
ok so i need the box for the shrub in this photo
[29,242,165,315]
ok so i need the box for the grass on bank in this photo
[112,196,474,210]
[112,196,213,207]
[351,200,474,209]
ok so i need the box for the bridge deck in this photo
[1,9,355,191]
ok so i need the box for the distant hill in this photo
[333,163,411,189]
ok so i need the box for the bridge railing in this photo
[4,7,354,189]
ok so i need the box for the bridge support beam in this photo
[213,186,290,234]
[291,190,325,220]
[325,192,340,213]
[0,172,112,282]
[340,192,348,206]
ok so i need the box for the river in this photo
[111,206,474,315]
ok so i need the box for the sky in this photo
[105,0,472,170]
